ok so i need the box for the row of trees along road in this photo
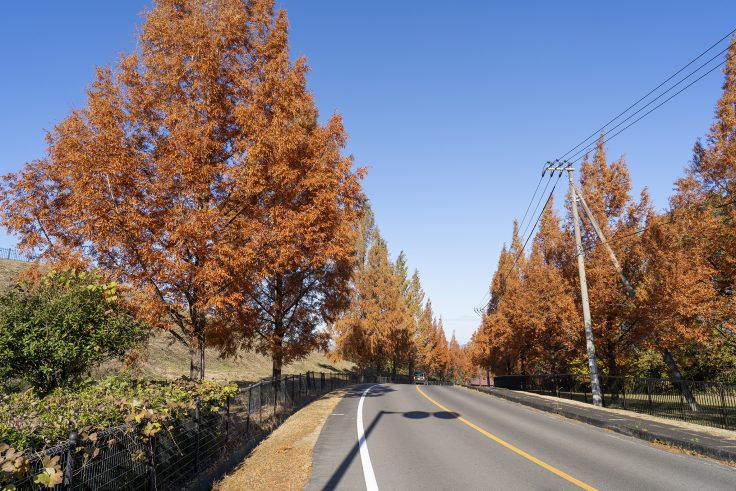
[470,39,736,382]
[331,205,473,382]
[0,0,365,380]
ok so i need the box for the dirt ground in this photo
[214,387,349,491]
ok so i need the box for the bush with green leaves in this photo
[0,269,148,393]
[0,375,238,451]
[0,375,238,489]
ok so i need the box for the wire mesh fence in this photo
[3,371,357,491]
[0,247,32,262]
[489,373,736,431]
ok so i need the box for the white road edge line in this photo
[357,385,379,491]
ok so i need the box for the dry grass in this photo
[0,259,33,290]
[214,387,349,491]
[96,331,354,382]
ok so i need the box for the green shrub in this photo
[0,375,238,450]
[0,269,148,393]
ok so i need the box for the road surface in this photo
[306,383,736,490]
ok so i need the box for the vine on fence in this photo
[1,372,353,490]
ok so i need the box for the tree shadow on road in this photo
[319,407,461,489]
[402,410,459,419]
[340,383,396,398]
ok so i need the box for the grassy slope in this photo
[0,259,33,289]
[98,332,353,383]
[0,259,353,383]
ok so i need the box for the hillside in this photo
[0,259,353,382]
[97,331,353,383]
[0,258,33,290]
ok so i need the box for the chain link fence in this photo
[4,371,356,490]
[490,373,736,431]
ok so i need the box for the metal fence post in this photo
[622,380,627,410]
[246,385,252,436]
[720,382,729,428]
[225,395,230,451]
[290,375,295,407]
[146,434,157,491]
[646,380,654,414]
[194,396,201,474]
[63,431,78,489]
[259,382,263,425]
[273,380,277,420]
[680,392,686,420]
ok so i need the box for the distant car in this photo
[413,371,426,383]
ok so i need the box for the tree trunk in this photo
[486,368,491,387]
[189,330,205,381]
[272,331,284,380]
[272,352,283,380]
[272,275,285,381]
[661,348,699,412]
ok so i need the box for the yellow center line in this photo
[415,385,598,491]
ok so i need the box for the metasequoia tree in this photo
[672,38,736,347]
[213,7,364,378]
[0,0,363,380]
[448,331,464,381]
[415,299,436,372]
[574,138,651,374]
[332,230,411,373]
[394,251,426,375]
[528,207,581,371]
[468,43,736,380]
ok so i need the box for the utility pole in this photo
[571,183,699,411]
[544,161,603,406]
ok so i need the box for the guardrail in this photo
[489,373,736,431]
[3,371,357,490]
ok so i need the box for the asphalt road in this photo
[306,383,736,491]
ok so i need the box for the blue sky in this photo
[1,1,735,343]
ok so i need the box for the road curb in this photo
[465,385,736,463]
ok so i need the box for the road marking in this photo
[357,385,379,491]
[415,385,598,491]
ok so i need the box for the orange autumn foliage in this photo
[469,40,736,378]
[0,0,364,380]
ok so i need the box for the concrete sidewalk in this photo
[467,385,736,463]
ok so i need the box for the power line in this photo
[519,174,555,243]
[517,174,545,236]
[558,27,736,162]
[475,29,734,316]
[569,58,728,166]
[477,174,562,314]
[566,48,731,165]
